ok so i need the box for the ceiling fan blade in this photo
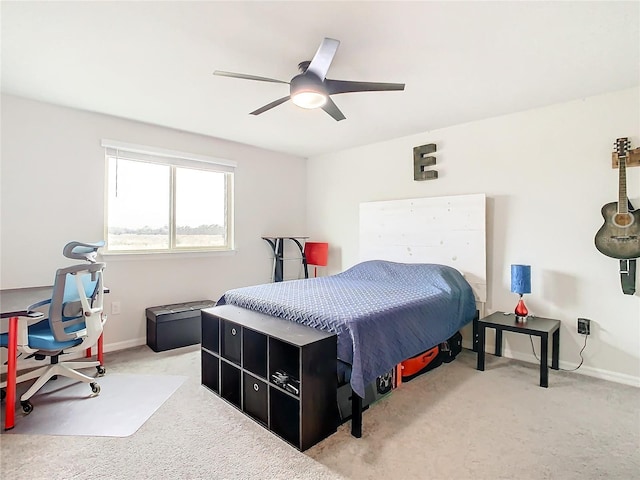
[250,96,291,116]
[213,70,289,84]
[325,79,405,95]
[306,38,340,81]
[321,97,346,121]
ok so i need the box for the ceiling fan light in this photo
[291,91,327,109]
[290,73,327,109]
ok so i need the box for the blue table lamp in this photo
[511,264,531,322]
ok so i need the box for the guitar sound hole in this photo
[613,213,634,228]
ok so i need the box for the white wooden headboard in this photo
[359,193,487,306]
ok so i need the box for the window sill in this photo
[100,249,237,262]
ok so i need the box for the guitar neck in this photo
[618,155,628,214]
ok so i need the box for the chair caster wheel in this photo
[21,400,33,415]
[96,365,106,376]
[90,382,101,395]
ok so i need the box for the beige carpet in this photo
[1,345,638,480]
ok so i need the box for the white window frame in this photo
[102,139,236,254]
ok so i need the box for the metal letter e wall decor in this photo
[413,143,438,181]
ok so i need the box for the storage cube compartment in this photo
[201,350,219,394]
[220,360,241,408]
[243,329,267,378]
[270,387,300,447]
[243,373,268,426]
[202,313,220,354]
[269,338,300,396]
[221,320,242,365]
[146,300,215,352]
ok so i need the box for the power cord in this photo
[529,334,588,371]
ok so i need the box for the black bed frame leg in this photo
[472,310,479,352]
[351,390,362,438]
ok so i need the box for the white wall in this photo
[3,89,639,386]
[0,94,307,350]
[307,87,640,386]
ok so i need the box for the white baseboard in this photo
[103,337,147,353]
[503,347,640,387]
[0,338,148,376]
[464,340,640,388]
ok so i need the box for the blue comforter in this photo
[217,260,476,398]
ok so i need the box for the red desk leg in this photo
[84,334,104,365]
[5,316,18,430]
[98,334,104,365]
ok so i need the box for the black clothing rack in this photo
[262,236,309,282]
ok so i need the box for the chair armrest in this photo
[27,298,51,312]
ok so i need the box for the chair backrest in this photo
[48,262,106,345]
[62,240,105,264]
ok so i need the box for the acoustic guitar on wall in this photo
[594,137,640,260]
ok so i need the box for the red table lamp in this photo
[304,242,329,277]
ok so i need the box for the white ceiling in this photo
[2,1,639,158]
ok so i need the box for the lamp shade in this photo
[304,242,329,267]
[511,264,531,295]
[290,73,328,109]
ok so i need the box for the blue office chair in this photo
[0,241,107,414]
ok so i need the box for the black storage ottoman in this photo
[146,300,216,352]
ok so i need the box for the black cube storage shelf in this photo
[201,304,338,451]
[146,300,216,352]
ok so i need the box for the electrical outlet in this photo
[577,318,590,335]
[111,301,121,315]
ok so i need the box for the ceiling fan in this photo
[213,37,405,121]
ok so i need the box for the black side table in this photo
[476,312,560,387]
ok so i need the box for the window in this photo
[103,140,235,253]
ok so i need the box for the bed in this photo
[219,193,486,438]
[217,260,476,400]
